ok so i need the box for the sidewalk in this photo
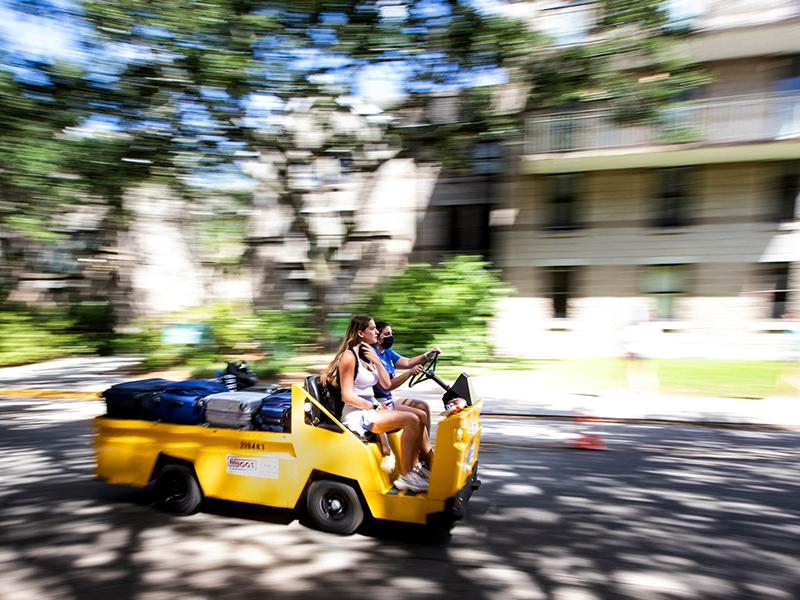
[1,356,799,428]
[468,371,800,428]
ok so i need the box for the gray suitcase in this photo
[205,391,266,430]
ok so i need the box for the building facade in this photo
[495,0,800,359]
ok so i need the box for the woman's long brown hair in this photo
[322,314,373,388]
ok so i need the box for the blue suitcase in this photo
[156,379,228,425]
[103,378,173,420]
[253,389,292,432]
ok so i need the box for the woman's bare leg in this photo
[401,398,431,433]
[372,411,420,475]
[395,404,432,458]
[398,399,432,462]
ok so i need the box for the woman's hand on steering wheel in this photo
[408,350,439,387]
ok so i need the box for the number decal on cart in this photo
[226,454,279,479]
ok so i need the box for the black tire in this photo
[306,480,364,535]
[155,464,202,515]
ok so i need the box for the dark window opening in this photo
[776,166,799,222]
[447,204,491,257]
[549,267,575,319]
[548,174,579,230]
[771,263,791,319]
[654,168,690,228]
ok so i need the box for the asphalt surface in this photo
[1,396,799,600]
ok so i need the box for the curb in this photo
[0,389,103,400]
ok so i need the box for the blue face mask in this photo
[381,335,394,349]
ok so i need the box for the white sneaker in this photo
[394,471,429,493]
[414,463,431,480]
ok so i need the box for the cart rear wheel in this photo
[155,464,202,515]
[307,480,364,535]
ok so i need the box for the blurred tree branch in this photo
[0,0,707,321]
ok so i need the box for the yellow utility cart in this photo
[93,365,481,536]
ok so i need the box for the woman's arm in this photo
[362,343,392,390]
[339,351,376,409]
[395,346,441,369]
[387,364,423,390]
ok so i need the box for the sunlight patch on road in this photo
[470,565,546,599]
[485,506,561,525]
[552,586,602,600]
[497,483,544,496]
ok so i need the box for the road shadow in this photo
[2,398,800,599]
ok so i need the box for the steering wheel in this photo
[408,351,439,388]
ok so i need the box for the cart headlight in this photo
[455,428,465,443]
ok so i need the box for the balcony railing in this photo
[525,93,800,155]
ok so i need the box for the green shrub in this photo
[359,255,511,362]
[254,309,316,356]
[68,300,116,355]
[128,304,316,376]
[0,305,92,366]
[250,357,289,380]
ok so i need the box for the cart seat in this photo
[303,375,342,432]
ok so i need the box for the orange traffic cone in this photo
[571,414,608,450]
[571,432,608,450]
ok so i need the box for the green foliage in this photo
[0,305,95,366]
[123,304,316,373]
[250,357,290,380]
[179,304,261,354]
[359,256,511,362]
[175,304,316,354]
[527,0,711,125]
[254,309,317,356]
[68,300,117,356]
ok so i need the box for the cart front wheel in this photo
[307,480,364,535]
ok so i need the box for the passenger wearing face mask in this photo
[372,321,440,471]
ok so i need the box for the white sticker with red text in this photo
[226,454,279,479]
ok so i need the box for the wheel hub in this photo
[323,493,346,519]
[162,475,186,502]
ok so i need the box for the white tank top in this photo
[352,351,379,397]
[340,349,379,421]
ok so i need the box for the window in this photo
[643,265,688,320]
[548,267,576,319]
[472,142,502,174]
[769,263,791,319]
[447,204,491,257]
[547,174,580,230]
[776,164,799,222]
[654,168,690,227]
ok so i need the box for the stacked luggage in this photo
[154,380,228,424]
[252,388,292,432]
[102,374,293,432]
[205,388,292,432]
[205,391,265,430]
[103,378,173,421]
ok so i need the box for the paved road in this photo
[1,397,799,599]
